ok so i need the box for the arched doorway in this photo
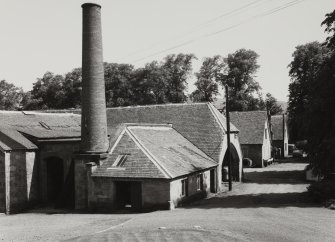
[222,144,240,181]
[45,157,64,205]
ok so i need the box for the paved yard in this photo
[1,159,334,241]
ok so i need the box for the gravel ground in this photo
[1,159,334,242]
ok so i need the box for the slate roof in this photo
[0,111,81,139]
[230,111,268,145]
[93,124,217,179]
[271,115,285,141]
[105,103,238,162]
[0,126,38,151]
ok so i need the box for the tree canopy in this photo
[0,80,23,110]
[220,49,263,111]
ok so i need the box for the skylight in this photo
[112,154,129,167]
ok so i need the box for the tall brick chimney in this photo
[80,3,108,154]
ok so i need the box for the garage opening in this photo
[115,181,142,211]
[222,143,240,181]
[45,156,64,205]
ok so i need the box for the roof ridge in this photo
[106,102,209,110]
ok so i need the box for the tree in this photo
[131,61,169,105]
[62,68,82,108]
[104,63,135,107]
[190,55,224,102]
[287,42,330,141]
[0,80,23,110]
[322,9,335,49]
[161,53,196,103]
[220,49,262,111]
[265,93,283,115]
[27,72,66,109]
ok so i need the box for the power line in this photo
[130,0,307,64]
[119,0,270,61]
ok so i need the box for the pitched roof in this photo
[0,111,81,139]
[105,103,238,162]
[271,115,285,141]
[93,124,217,179]
[0,126,38,151]
[230,111,268,145]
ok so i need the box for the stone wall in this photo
[39,142,79,203]
[0,152,6,212]
[0,151,38,214]
[142,179,170,209]
[88,177,117,211]
[170,169,212,208]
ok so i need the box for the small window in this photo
[181,179,188,197]
[112,154,129,167]
[196,174,203,191]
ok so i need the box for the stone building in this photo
[230,111,272,167]
[0,3,243,214]
[271,114,289,158]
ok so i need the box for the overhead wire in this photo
[129,0,307,64]
[119,0,270,61]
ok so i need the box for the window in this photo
[112,154,129,167]
[181,179,188,197]
[196,174,203,191]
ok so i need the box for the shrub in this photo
[307,179,335,202]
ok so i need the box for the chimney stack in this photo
[80,3,108,154]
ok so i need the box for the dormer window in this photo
[112,154,129,167]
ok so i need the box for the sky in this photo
[0,0,334,101]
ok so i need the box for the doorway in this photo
[222,144,240,181]
[45,156,64,205]
[115,181,142,211]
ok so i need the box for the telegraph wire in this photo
[129,0,307,64]
[119,0,270,60]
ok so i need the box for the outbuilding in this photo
[230,111,272,167]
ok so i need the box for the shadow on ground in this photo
[186,192,319,209]
[244,170,308,184]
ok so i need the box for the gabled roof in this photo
[105,103,238,162]
[271,115,285,141]
[230,111,268,145]
[0,111,81,140]
[0,126,38,151]
[93,124,217,179]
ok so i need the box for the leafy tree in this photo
[265,93,283,115]
[190,55,224,102]
[28,72,65,109]
[62,68,82,108]
[0,80,23,110]
[104,63,135,107]
[161,53,196,103]
[287,42,330,141]
[220,49,262,111]
[322,9,335,49]
[131,61,168,105]
[306,50,335,176]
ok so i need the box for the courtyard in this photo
[0,158,334,241]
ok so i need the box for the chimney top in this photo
[81,3,101,8]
